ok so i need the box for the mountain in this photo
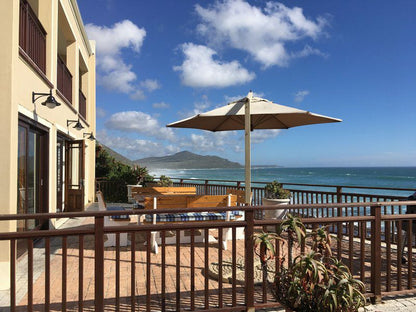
[135,151,243,169]
[98,143,135,167]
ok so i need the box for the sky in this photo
[77,0,416,167]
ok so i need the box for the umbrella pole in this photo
[245,92,252,205]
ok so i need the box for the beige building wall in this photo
[0,0,96,290]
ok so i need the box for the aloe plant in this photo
[269,216,367,312]
[279,214,306,265]
[253,231,282,289]
[310,225,333,258]
[264,180,291,199]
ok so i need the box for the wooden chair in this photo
[140,194,238,253]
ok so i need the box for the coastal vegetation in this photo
[96,144,152,184]
[96,144,153,201]
[254,215,366,312]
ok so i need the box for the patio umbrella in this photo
[167,91,342,204]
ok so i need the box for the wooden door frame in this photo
[65,140,85,212]
[18,114,49,230]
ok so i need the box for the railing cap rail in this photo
[1,200,415,221]
[167,176,416,192]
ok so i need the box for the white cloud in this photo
[105,111,175,141]
[152,102,170,109]
[129,89,146,101]
[294,90,310,103]
[195,0,328,67]
[177,94,213,118]
[96,107,106,118]
[179,131,242,153]
[85,20,160,100]
[177,128,277,154]
[86,20,145,56]
[140,79,161,92]
[174,43,255,88]
[97,130,178,159]
[251,130,281,144]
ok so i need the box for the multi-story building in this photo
[0,0,96,289]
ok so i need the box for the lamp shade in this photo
[42,94,61,108]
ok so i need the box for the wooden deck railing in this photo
[19,0,47,73]
[98,177,414,207]
[57,55,72,103]
[1,201,416,311]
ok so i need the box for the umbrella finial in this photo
[247,90,253,100]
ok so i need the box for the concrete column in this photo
[0,0,19,290]
[86,42,96,203]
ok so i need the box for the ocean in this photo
[149,167,416,197]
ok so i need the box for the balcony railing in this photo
[57,56,72,104]
[79,90,87,119]
[19,0,47,73]
[1,201,416,310]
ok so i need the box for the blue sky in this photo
[78,0,416,167]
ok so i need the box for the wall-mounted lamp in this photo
[32,89,61,108]
[67,119,84,131]
[83,132,96,141]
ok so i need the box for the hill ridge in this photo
[135,151,243,169]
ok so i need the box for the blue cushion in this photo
[107,206,130,220]
[145,212,238,223]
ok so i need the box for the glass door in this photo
[17,121,48,230]
[17,119,48,257]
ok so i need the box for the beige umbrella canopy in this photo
[167,91,342,204]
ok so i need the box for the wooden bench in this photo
[129,186,197,203]
[141,194,241,253]
[96,191,131,247]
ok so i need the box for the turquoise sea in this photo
[150,167,416,197]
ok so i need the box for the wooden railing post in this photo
[95,216,105,311]
[336,186,343,259]
[245,208,255,311]
[371,204,382,303]
[204,180,209,195]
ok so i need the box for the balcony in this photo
[79,90,87,120]
[1,197,416,310]
[57,55,72,104]
[1,180,414,310]
[19,0,46,74]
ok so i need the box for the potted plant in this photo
[263,180,291,230]
[272,220,366,312]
